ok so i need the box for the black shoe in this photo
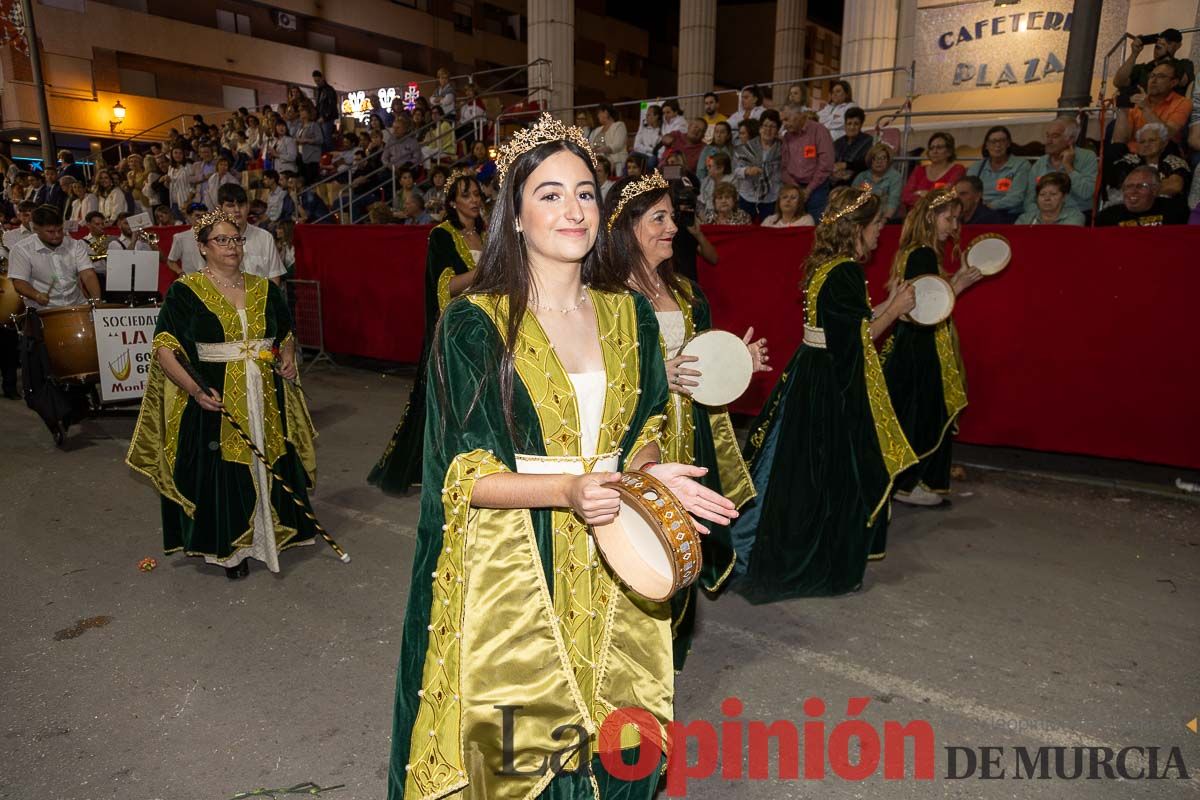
[224,561,250,580]
[52,420,67,448]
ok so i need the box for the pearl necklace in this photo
[204,268,244,290]
[532,285,589,314]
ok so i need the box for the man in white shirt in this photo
[2,201,36,254]
[167,204,208,276]
[188,144,217,200]
[262,169,294,232]
[108,212,157,254]
[216,183,286,284]
[8,205,100,309]
[81,211,111,278]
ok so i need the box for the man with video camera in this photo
[662,160,717,282]
[1113,28,1193,98]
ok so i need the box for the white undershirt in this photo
[567,371,606,458]
[656,310,686,357]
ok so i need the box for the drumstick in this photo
[174,352,350,564]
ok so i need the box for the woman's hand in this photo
[277,355,298,381]
[745,166,763,177]
[192,387,224,412]
[743,326,770,372]
[645,463,738,535]
[951,265,983,295]
[567,472,623,525]
[891,280,917,318]
[665,353,701,395]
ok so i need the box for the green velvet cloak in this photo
[730,259,916,602]
[882,246,968,493]
[369,222,478,494]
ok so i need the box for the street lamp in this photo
[110,100,126,134]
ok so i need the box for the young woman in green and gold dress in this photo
[386,116,737,800]
[602,170,768,669]
[126,210,318,579]
[369,173,485,494]
[883,187,982,507]
[730,186,918,602]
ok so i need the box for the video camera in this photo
[661,165,698,228]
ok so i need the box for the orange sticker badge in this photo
[997,177,1013,192]
[803,145,817,159]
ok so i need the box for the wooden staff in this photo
[175,352,350,564]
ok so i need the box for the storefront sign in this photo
[94,307,160,402]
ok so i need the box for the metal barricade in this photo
[287,279,335,371]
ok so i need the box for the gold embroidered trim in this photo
[859,318,917,526]
[659,285,696,467]
[805,257,854,327]
[434,222,481,313]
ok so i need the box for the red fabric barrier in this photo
[293,223,1200,469]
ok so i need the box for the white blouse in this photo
[655,310,686,358]
[567,370,606,458]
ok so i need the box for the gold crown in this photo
[821,188,874,225]
[495,113,597,187]
[192,209,239,238]
[606,171,670,231]
[927,186,959,210]
[446,167,473,187]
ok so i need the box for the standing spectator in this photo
[458,84,486,146]
[187,143,217,203]
[33,167,67,213]
[57,150,85,183]
[95,169,128,223]
[1096,165,1188,225]
[164,146,192,218]
[662,118,708,174]
[902,131,966,210]
[166,204,208,276]
[701,181,752,224]
[632,104,663,169]
[467,140,496,185]
[267,119,299,176]
[1106,122,1190,202]
[727,85,765,128]
[1015,172,1085,225]
[785,83,810,110]
[588,104,628,176]
[830,107,871,188]
[1114,28,1193,97]
[624,153,646,179]
[817,80,854,140]
[1025,118,1099,218]
[761,184,815,227]
[262,169,295,232]
[595,156,616,202]
[1114,62,1190,152]
[698,151,733,219]
[382,116,422,172]
[700,92,727,143]
[697,120,734,183]
[852,143,902,220]
[659,99,688,145]
[431,68,456,120]
[216,183,286,283]
[244,114,264,154]
[733,108,783,221]
[967,125,1031,222]
[779,102,835,218]
[65,179,99,229]
[954,176,1009,225]
[204,156,239,213]
[153,205,175,227]
[312,70,339,151]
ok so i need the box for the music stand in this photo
[105,249,160,306]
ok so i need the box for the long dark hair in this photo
[446,175,485,234]
[601,176,686,299]
[436,138,620,438]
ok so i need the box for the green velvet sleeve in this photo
[265,280,295,344]
[688,280,713,333]
[904,246,940,281]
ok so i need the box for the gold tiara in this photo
[495,113,597,187]
[606,171,669,231]
[928,186,959,210]
[821,188,874,225]
[446,167,473,187]
[192,209,238,238]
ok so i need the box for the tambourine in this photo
[965,233,1011,276]
[679,329,753,407]
[591,470,702,602]
[906,274,956,327]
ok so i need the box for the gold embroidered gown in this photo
[387,289,673,800]
[126,272,318,571]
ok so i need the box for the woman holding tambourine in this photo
[882,187,983,507]
[603,170,769,670]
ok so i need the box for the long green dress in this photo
[730,258,917,602]
[368,221,479,494]
[652,281,754,671]
[126,273,318,570]
[387,289,673,800]
[882,245,968,494]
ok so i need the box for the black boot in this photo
[224,560,249,580]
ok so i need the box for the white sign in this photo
[94,307,160,402]
[125,211,152,231]
[105,250,159,294]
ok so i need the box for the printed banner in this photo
[94,307,160,403]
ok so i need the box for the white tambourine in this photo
[906,274,956,327]
[965,233,1011,276]
[679,329,753,407]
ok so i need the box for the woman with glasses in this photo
[966,125,1031,223]
[901,131,965,212]
[127,209,318,580]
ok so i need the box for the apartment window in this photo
[453,1,472,33]
[216,10,251,35]
[378,48,405,69]
[223,85,257,109]
[118,67,158,98]
[307,31,337,54]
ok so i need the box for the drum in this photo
[965,233,1011,276]
[38,303,121,383]
[678,329,753,407]
[906,274,956,327]
[0,273,21,327]
[591,470,702,602]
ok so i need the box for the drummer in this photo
[7,204,102,444]
[602,170,768,670]
[883,187,982,506]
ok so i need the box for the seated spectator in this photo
[1114,61,1190,152]
[421,106,455,167]
[398,193,433,225]
[1114,28,1193,98]
[458,84,486,146]
[727,85,765,129]
[624,153,647,179]
[267,119,298,176]
[65,179,99,229]
[589,104,628,177]
[779,102,835,217]
[701,181,752,225]
[1096,166,1189,225]
[1015,172,1085,225]
[467,140,497,185]
[734,108,783,221]
[432,67,456,120]
[1026,117,1099,218]
[662,118,708,174]
[244,114,264,154]
[736,118,758,146]
[286,172,333,224]
[1106,122,1190,202]
[954,176,1008,225]
[394,168,423,213]
[659,99,688,149]
[968,125,1031,223]
[902,131,966,210]
[368,201,400,225]
[596,156,617,202]
[95,169,129,224]
[784,83,810,111]
[205,156,239,213]
[1189,163,1200,214]
[261,169,295,232]
[382,116,422,173]
[632,104,663,168]
[153,204,175,227]
[831,107,871,188]
[817,80,854,140]
[697,120,733,183]
[424,166,450,222]
[761,184,815,227]
[575,109,594,139]
[852,142,902,220]
[699,151,733,218]
[700,92,727,143]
